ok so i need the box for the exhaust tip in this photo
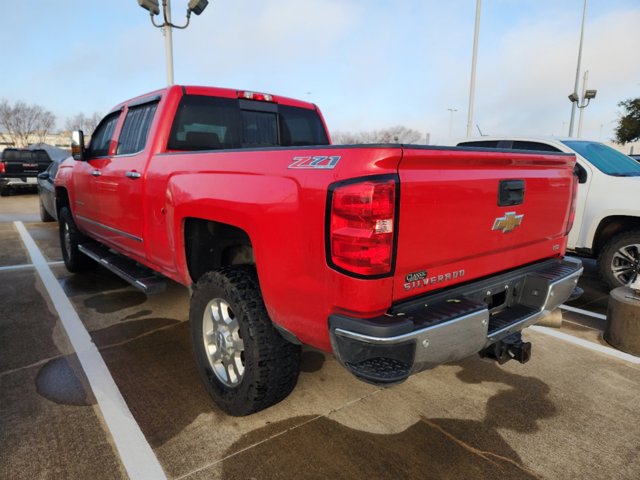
[537,309,563,328]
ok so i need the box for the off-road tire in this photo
[58,206,92,272]
[39,197,55,222]
[190,265,300,416]
[598,230,640,289]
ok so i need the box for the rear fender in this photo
[168,172,301,321]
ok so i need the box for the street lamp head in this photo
[568,93,579,103]
[188,0,209,15]
[584,89,597,100]
[138,0,160,15]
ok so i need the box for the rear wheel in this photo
[190,265,300,416]
[598,230,640,289]
[58,207,92,272]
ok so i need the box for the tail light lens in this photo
[328,177,397,276]
[565,172,579,235]
[0,162,5,175]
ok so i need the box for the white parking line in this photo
[560,304,607,321]
[530,325,640,365]
[0,261,64,272]
[0,264,34,271]
[14,221,167,480]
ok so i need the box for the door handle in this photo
[498,179,525,206]
[91,170,102,177]
[125,171,142,179]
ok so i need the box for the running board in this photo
[78,243,167,294]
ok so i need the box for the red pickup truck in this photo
[55,85,583,415]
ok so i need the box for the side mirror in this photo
[71,130,86,161]
[37,172,50,181]
[575,163,588,184]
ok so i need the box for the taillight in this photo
[0,162,5,175]
[237,91,274,102]
[565,173,579,235]
[327,177,397,277]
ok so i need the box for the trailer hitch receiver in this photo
[480,332,531,365]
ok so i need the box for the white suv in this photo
[456,137,640,289]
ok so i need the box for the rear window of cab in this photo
[167,95,329,151]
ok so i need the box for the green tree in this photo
[614,98,640,144]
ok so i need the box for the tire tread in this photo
[190,265,300,416]
[598,229,640,289]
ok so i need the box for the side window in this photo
[88,112,121,157]
[512,141,562,153]
[117,102,159,155]
[575,162,588,184]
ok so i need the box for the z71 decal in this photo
[288,156,341,169]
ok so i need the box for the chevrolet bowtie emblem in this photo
[492,212,524,233]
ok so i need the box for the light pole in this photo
[577,70,591,138]
[138,0,210,86]
[466,0,481,138]
[448,108,458,141]
[569,81,598,138]
[568,0,587,137]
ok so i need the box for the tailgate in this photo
[393,147,576,302]
[1,151,39,177]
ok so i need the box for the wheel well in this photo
[593,216,640,255]
[55,187,69,215]
[184,218,254,283]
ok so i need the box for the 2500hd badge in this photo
[404,269,466,291]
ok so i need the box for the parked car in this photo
[630,154,640,163]
[456,137,640,289]
[37,158,64,221]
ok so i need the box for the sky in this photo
[1,0,639,145]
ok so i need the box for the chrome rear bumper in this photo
[330,257,583,384]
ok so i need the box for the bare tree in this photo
[65,112,102,135]
[332,126,423,145]
[0,99,57,147]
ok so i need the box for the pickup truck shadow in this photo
[78,311,555,480]
[219,359,554,480]
[58,268,132,297]
[89,323,332,450]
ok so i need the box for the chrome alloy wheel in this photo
[202,298,245,386]
[611,243,640,286]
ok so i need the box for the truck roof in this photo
[110,85,317,113]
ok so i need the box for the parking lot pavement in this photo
[1,194,639,480]
[25,221,63,262]
[564,257,610,316]
[0,191,39,223]
[0,222,29,266]
[0,268,127,479]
